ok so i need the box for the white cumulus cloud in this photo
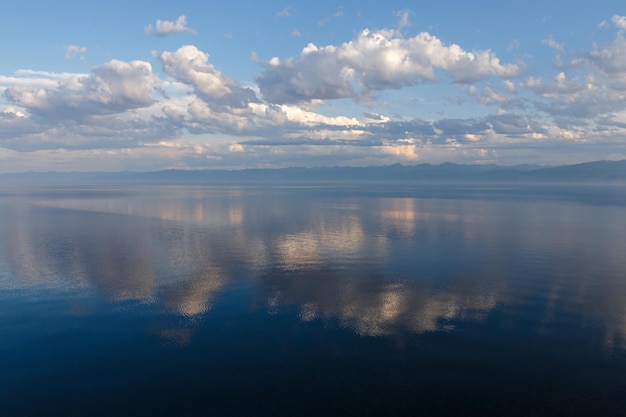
[5,60,160,119]
[256,28,520,104]
[158,45,258,111]
[0,60,174,151]
[611,15,626,30]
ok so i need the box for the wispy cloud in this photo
[396,10,411,30]
[600,15,626,30]
[65,44,87,59]
[542,36,564,51]
[276,7,292,18]
[144,15,197,37]
[318,6,344,26]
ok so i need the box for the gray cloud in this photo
[433,118,490,136]
[367,119,437,137]
[0,108,49,141]
[0,115,182,152]
[239,136,384,147]
[484,114,546,135]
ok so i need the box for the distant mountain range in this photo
[126,159,626,183]
[2,159,626,184]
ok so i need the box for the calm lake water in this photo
[1,183,625,416]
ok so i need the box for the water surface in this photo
[1,184,625,416]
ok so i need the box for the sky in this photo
[1,0,626,172]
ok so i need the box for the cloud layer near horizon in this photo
[1,14,626,171]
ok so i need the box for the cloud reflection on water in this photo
[1,185,625,348]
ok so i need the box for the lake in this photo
[1,183,625,416]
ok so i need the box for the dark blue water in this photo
[1,184,625,416]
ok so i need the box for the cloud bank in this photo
[2,14,626,171]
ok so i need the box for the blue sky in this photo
[1,1,626,172]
